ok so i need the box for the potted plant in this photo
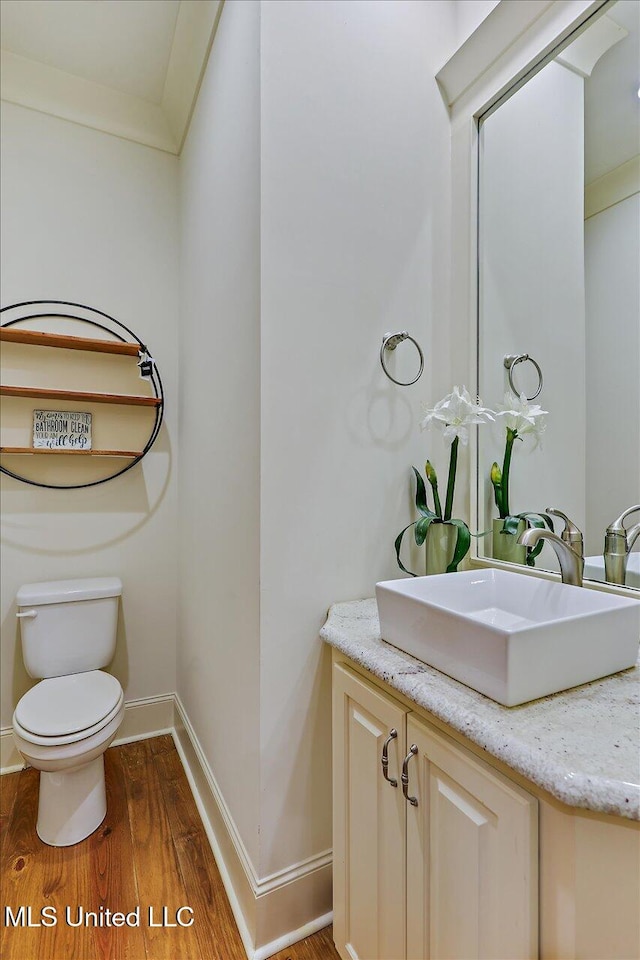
[490,391,551,565]
[395,386,493,575]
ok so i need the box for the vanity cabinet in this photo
[333,663,538,960]
[333,661,408,959]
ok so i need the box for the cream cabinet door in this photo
[405,714,538,960]
[333,663,408,960]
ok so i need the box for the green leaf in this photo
[501,515,522,536]
[445,519,471,573]
[394,521,420,577]
[412,466,431,516]
[425,460,442,520]
[415,514,437,546]
[517,511,554,532]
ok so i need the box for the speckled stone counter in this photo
[321,598,640,820]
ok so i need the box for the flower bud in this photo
[425,460,438,484]
[490,462,502,486]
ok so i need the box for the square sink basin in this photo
[584,554,640,589]
[376,569,640,706]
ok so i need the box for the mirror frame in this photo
[436,0,638,597]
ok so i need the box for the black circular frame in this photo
[0,300,165,490]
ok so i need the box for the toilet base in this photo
[37,756,106,846]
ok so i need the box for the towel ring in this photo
[380,331,424,386]
[503,353,543,401]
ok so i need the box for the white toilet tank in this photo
[17,578,122,679]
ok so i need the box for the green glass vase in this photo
[425,522,458,575]
[492,518,526,565]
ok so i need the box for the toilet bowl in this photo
[12,578,124,846]
[13,670,125,846]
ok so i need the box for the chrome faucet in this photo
[518,528,584,586]
[546,508,584,560]
[604,505,640,586]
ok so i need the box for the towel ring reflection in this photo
[503,353,543,401]
[380,331,424,386]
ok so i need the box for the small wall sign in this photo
[32,410,92,450]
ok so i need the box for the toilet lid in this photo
[15,671,122,737]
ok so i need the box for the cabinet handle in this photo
[381,728,398,787]
[401,744,419,806]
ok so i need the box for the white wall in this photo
[451,0,499,50]
[177,0,456,936]
[479,61,586,562]
[258,0,455,878]
[177,0,261,868]
[0,103,180,727]
[585,190,640,556]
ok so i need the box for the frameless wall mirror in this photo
[476,0,640,590]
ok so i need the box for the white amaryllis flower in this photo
[419,385,494,446]
[496,391,547,444]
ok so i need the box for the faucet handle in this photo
[607,505,640,535]
[546,508,583,556]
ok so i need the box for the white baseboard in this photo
[253,911,334,960]
[172,695,258,958]
[1,691,334,960]
[172,693,333,959]
[113,692,175,746]
[0,728,22,773]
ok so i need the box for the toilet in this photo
[12,577,125,847]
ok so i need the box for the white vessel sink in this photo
[376,569,640,706]
[584,554,640,589]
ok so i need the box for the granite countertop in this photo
[320,599,640,820]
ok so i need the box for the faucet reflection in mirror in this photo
[605,505,640,585]
[489,391,552,567]
[395,387,493,576]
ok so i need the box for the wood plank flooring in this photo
[1,736,340,960]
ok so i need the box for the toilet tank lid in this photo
[17,577,123,606]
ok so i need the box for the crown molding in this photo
[556,12,627,78]
[1,50,177,153]
[436,0,611,120]
[436,0,556,109]
[0,0,223,155]
[585,155,640,219]
[162,0,224,153]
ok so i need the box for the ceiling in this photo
[0,0,223,154]
[3,0,635,172]
[0,0,180,104]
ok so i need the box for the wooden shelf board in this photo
[0,447,142,458]
[0,327,140,356]
[0,385,160,407]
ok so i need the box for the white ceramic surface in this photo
[13,576,124,845]
[15,671,122,738]
[12,698,125,844]
[375,569,640,706]
[37,756,107,846]
[585,553,640,589]
[16,577,122,606]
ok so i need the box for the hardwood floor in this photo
[1,736,340,960]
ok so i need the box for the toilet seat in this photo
[13,671,123,747]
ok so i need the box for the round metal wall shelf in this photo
[0,300,164,490]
